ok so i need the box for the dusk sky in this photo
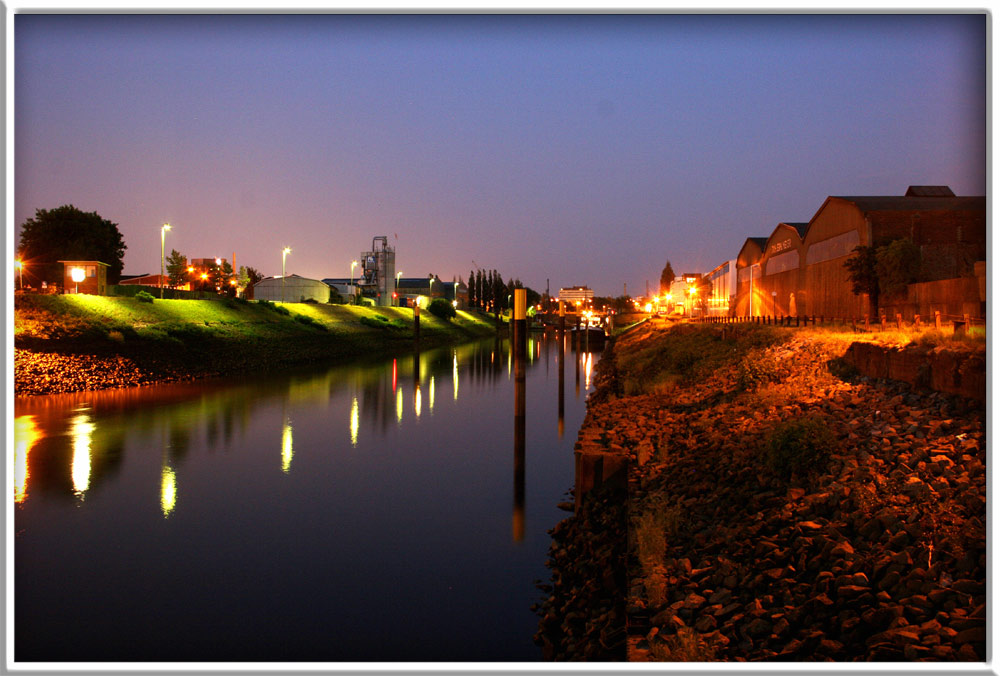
[15,13,986,298]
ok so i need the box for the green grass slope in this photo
[15,294,498,376]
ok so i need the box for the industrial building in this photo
[558,286,594,308]
[725,186,986,320]
[253,274,331,303]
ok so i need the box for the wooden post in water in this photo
[513,289,527,542]
[558,322,565,439]
[559,300,566,338]
[513,288,527,361]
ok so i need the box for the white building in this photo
[252,274,330,303]
[558,286,594,308]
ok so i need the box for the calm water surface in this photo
[14,334,599,662]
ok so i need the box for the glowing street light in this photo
[160,223,171,298]
[396,271,402,306]
[350,260,358,304]
[15,259,23,289]
[282,247,291,303]
[70,267,85,294]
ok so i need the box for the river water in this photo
[14,333,599,662]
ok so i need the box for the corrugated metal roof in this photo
[779,222,810,238]
[830,195,984,213]
[905,185,956,197]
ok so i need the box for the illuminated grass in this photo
[15,294,497,358]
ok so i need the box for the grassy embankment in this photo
[14,294,499,394]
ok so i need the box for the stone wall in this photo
[844,342,985,402]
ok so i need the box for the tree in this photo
[659,260,676,294]
[244,266,263,287]
[693,275,713,315]
[468,270,477,308]
[17,205,127,284]
[844,245,880,315]
[875,238,921,301]
[165,249,188,288]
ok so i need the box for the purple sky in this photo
[15,14,986,297]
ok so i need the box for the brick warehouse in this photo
[730,186,986,321]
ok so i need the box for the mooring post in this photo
[413,303,420,344]
[513,288,527,361]
[559,300,566,338]
[513,288,527,542]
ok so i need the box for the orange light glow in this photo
[14,415,41,503]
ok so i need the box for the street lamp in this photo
[350,260,358,304]
[396,271,402,306]
[160,223,171,298]
[429,275,435,298]
[15,259,23,289]
[454,281,459,308]
[70,267,85,294]
[282,247,291,303]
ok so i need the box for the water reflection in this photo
[13,337,592,515]
[160,463,177,517]
[14,415,40,503]
[15,334,603,662]
[70,412,94,498]
[350,398,359,447]
[282,416,294,473]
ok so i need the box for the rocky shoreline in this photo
[535,325,986,662]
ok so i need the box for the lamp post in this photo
[454,281,459,308]
[71,267,85,294]
[282,247,291,303]
[429,275,435,298]
[350,260,358,304]
[15,260,23,289]
[160,223,171,299]
[396,271,402,306]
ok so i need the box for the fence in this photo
[108,284,221,300]
[697,310,986,334]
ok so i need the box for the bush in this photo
[293,313,327,331]
[257,299,290,316]
[763,416,836,479]
[428,298,457,320]
[360,315,407,332]
[135,291,155,304]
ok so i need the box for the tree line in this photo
[465,268,541,313]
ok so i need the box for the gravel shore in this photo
[536,326,986,662]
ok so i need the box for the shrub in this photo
[107,330,125,343]
[257,299,290,316]
[428,298,457,320]
[763,416,836,479]
[293,313,327,331]
[135,291,155,304]
[650,627,718,661]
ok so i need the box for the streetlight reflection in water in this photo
[14,415,41,503]
[70,413,94,498]
[281,417,294,473]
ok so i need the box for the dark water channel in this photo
[14,333,600,662]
